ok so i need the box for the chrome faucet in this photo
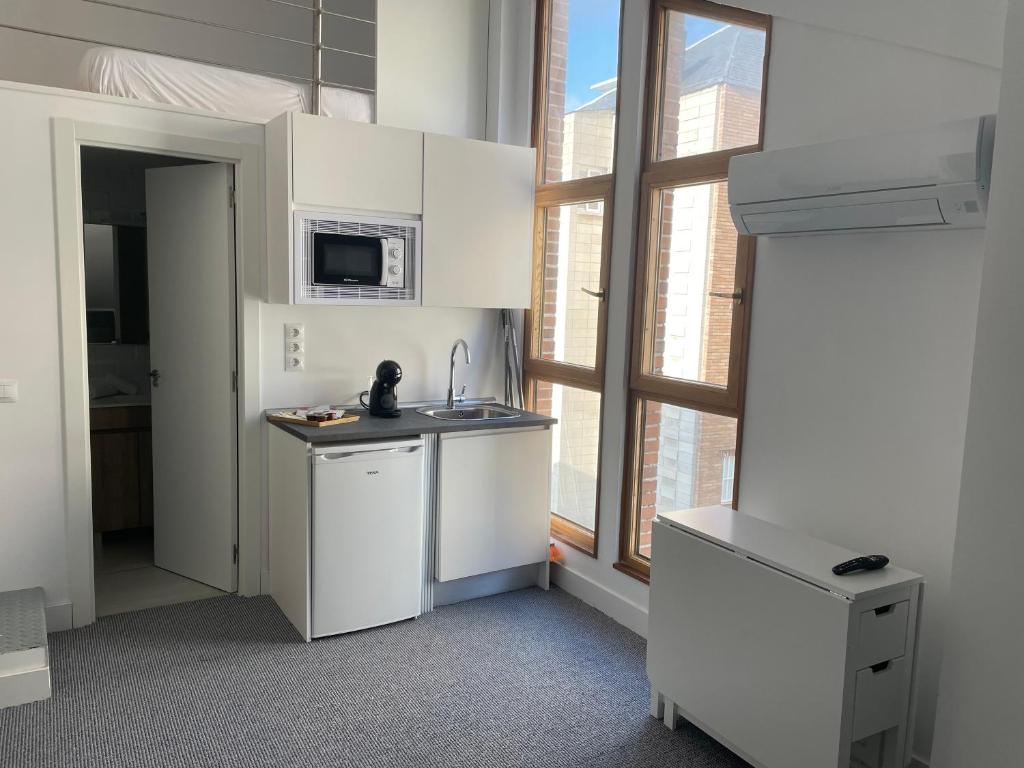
[447,339,471,408]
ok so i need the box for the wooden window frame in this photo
[616,0,771,582]
[524,0,624,557]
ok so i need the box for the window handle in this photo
[580,286,606,301]
[708,290,745,305]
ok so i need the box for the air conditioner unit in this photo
[728,115,996,236]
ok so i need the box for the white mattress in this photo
[78,46,373,123]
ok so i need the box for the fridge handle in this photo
[315,443,423,463]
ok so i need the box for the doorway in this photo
[81,147,239,617]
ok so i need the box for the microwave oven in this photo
[294,211,421,305]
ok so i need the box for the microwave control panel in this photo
[384,237,406,288]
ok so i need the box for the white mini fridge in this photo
[311,438,425,637]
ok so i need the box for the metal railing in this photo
[0,0,377,110]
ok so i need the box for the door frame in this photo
[52,119,263,627]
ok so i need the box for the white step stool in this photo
[0,588,51,708]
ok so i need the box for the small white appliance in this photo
[294,210,422,305]
[312,438,425,637]
[728,114,996,236]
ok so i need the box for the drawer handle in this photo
[870,661,891,674]
[874,604,895,616]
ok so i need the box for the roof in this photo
[683,25,765,94]
[571,23,764,115]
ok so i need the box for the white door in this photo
[146,162,237,592]
[421,132,534,308]
[436,427,551,581]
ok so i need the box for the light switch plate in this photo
[0,379,17,403]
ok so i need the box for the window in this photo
[617,0,769,581]
[526,0,622,556]
[720,451,736,505]
[583,170,607,213]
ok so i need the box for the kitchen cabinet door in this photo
[137,432,154,528]
[91,431,141,532]
[436,427,551,582]
[291,113,424,215]
[421,133,535,308]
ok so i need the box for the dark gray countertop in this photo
[268,404,556,444]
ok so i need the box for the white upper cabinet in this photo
[266,112,535,307]
[291,112,423,215]
[421,133,535,308]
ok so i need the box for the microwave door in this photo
[378,238,389,287]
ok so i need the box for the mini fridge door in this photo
[312,438,425,637]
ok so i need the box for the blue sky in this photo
[564,0,727,112]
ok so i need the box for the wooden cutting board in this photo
[267,411,360,428]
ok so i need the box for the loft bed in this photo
[79,46,373,123]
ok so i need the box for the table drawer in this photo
[852,656,908,742]
[856,600,909,668]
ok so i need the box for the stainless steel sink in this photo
[417,404,521,421]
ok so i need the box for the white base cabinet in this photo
[647,506,924,768]
[436,427,552,582]
[269,423,554,641]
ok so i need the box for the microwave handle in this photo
[379,238,389,287]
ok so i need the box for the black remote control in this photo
[832,555,889,576]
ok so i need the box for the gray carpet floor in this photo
[0,587,749,768]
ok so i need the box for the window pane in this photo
[537,203,604,369]
[656,12,766,161]
[648,180,738,388]
[533,380,601,532]
[542,0,620,184]
[636,400,737,558]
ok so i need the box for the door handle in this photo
[708,290,745,304]
[148,369,161,388]
[580,286,606,301]
[317,446,422,462]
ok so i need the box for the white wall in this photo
[734,0,1007,69]
[260,305,505,409]
[738,18,1001,763]
[0,27,92,91]
[376,0,490,139]
[486,0,535,146]
[0,84,263,617]
[931,2,1024,763]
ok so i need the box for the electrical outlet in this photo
[284,323,305,372]
[0,379,17,403]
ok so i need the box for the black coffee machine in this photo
[367,359,402,418]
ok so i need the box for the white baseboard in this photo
[45,602,72,632]
[551,563,648,638]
